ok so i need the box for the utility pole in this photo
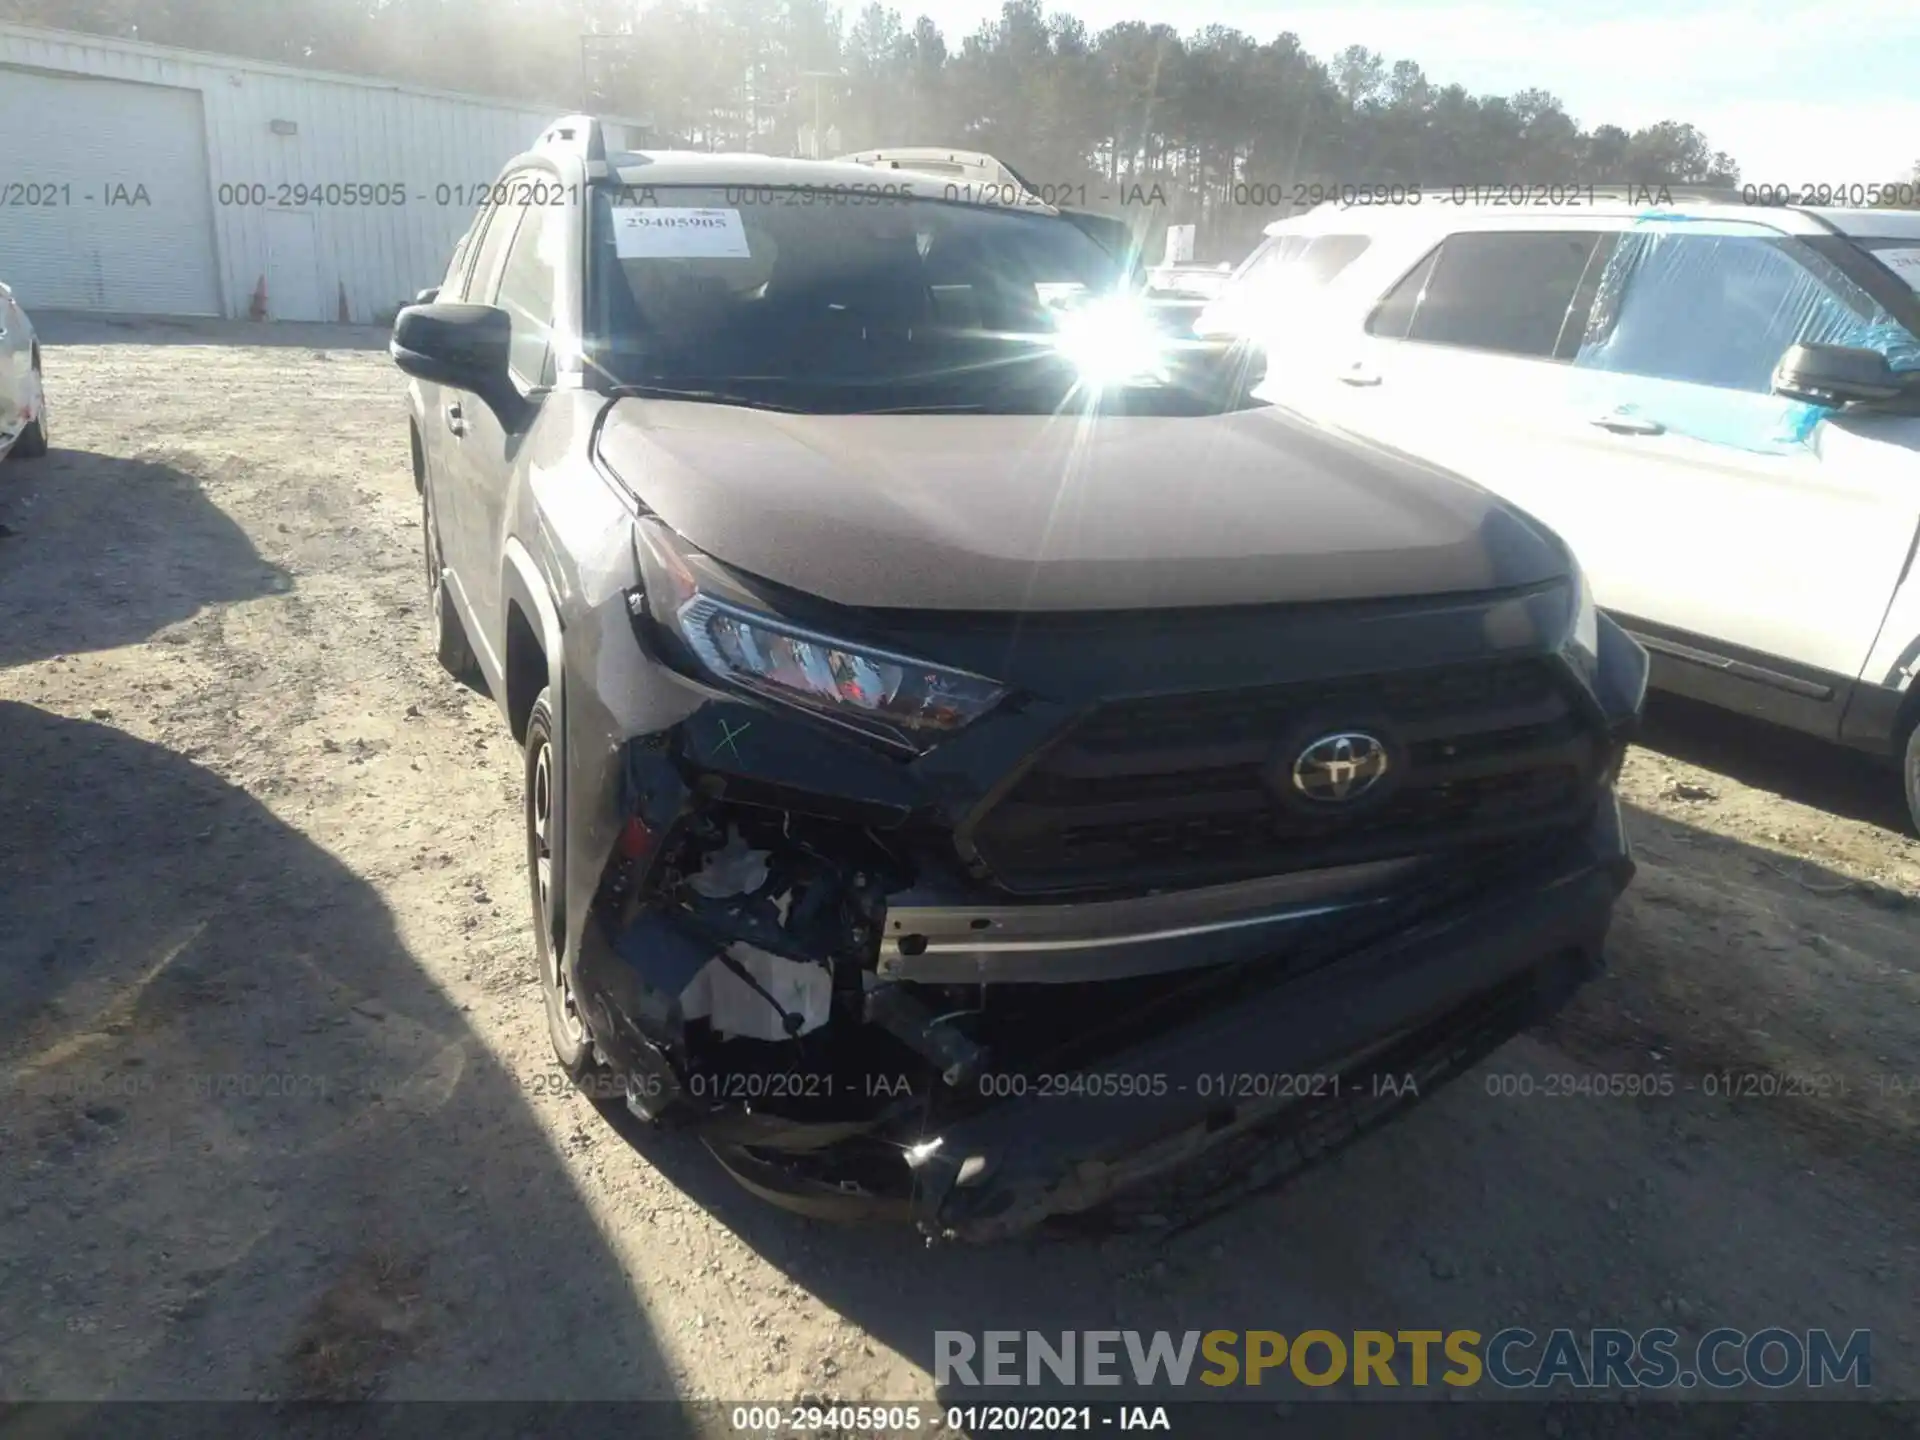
[797,70,842,158]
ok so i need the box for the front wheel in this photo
[10,350,47,459]
[9,416,46,460]
[526,687,596,1076]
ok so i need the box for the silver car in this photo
[0,282,48,461]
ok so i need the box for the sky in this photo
[911,0,1920,186]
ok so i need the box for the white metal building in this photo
[0,22,646,322]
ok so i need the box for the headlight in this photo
[1567,565,1600,675]
[635,521,1008,752]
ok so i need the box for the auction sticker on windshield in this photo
[614,207,751,259]
[1875,247,1920,293]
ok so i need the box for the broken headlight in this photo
[635,519,1008,752]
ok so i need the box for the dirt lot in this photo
[2,316,1918,1425]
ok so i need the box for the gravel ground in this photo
[2,317,1917,1427]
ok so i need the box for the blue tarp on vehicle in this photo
[1568,218,1920,454]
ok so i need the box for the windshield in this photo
[583,183,1243,414]
[1854,237,1920,296]
[1148,267,1231,300]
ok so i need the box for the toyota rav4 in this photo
[390,118,1648,1241]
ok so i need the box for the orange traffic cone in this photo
[249,274,268,320]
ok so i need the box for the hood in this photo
[596,400,1569,612]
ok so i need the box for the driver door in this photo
[430,182,530,684]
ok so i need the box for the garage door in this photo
[0,68,221,315]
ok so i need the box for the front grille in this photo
[970,658,1601,892]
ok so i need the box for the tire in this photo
[11,352,47,459]
[9,416,46,460]
[526,687,597,1077]
[421,476,481,685]
[1903,717,1920,839]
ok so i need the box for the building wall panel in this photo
[0,22,639,321]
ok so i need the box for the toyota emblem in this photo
[1291,731,1391,803]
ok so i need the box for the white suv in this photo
[0,281,48,461]
[1200,194,1920,830]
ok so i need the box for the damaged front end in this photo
[553,513,1646,1242]
[576,767,942,1141]
[574,753,1635,1241]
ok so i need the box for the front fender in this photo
[533,468,708,989]
[502,536,566,708]
[402,377,430,480]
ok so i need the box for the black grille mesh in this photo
[971,658,1599,892]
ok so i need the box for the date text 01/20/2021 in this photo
[727,1405,1173,1434]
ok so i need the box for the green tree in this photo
[4,0,1758,247]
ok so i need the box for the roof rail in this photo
[838,146,1034,196]
[537,114,608,164]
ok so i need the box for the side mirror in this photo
[1771,342,1905,407]
[414,286,440,304]
[391,302,524,427]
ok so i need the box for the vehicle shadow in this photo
[0,451,290,669]
[1637,690,1910,836]
[609,800,1920,1414]
[31,313,390,352]
[0,704,688,1414]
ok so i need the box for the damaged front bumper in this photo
[575,785,1632,1240]
[897,799,1630,1240]
[545,553,1647,1238]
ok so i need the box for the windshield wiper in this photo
[606,382,806,412]
[611,375,998,414]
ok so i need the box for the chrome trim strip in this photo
[876,857,1423,983]
[1628,629,1834,700]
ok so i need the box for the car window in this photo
[1227,234,1369,291]
[439,213,482,299]
[465,186,525,310]
[584,184,1181,414]
[1575,231,1920,393]
[1386,231,1610,359]
[1201,233,1369,338]
[495,200,562,388]
[1553,235,1622,360]
[1146,266,1230,300]
[1294,235,1370,287]
[1366,247,1438,340]
[1846,237,1920,296]
[439,233,468,297]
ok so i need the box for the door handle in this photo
[1590,411,1664,435]
[1338,362,1381,387]
[445,401,465,437]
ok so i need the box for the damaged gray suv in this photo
[391,118,1649,1241]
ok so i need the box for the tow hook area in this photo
[573,765,990,1146]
